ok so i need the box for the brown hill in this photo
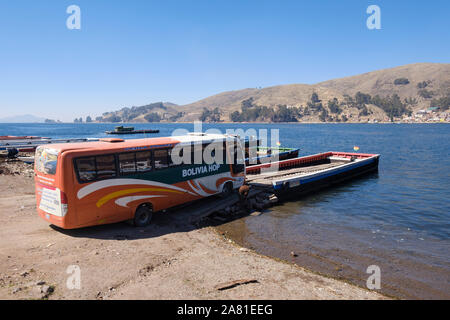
[318,63,450,104]
[177,63,449,122]
[177,84,346,121]
[95,63,450,123]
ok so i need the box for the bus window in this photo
[192,143,203,164]
[154,149,169,169]
[235,144,245,165]
[136,151,152,172]
[203,141,223,165]
[119,153,136,174]
[167,148,177,167]
[223,141,227,164]
[231,143,245,174]
[35,147,59,175]
[96,155,117,179]
[170,144,191,166]
[75,157,96,182]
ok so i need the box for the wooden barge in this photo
[245,151,380,198]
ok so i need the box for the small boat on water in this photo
[105,126,159,135]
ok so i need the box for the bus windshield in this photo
[35,147,59,175]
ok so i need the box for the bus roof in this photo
[38,133,235,153]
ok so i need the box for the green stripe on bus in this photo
[121,163,230,184]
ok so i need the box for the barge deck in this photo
[245,151,380,197]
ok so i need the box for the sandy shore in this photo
[0,168,386,300]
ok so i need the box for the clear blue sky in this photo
[0,0,449,121]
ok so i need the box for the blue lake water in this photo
[1,122,449,299]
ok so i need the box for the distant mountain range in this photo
[0,114,47,123]
[81,63,450,123]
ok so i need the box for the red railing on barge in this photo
[246,151,377,175]
[329,151,377,159]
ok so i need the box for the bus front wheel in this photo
[134,204,153,227]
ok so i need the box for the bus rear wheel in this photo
[134,204,153,227]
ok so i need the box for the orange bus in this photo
[34,133,246,229]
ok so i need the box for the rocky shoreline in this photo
[0,157,34,177]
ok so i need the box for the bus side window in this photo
[167,148,178,167]
[96,155,117,179]
[154,149,169,169]
[235,144,245,165]
[182,144,193,166]
[119,153,136,175]
[223,141,228,164]
[75,157,96,182]
[232,142,245,174]
[214,141,225,165]
[192,143,202,164]
[225,140,235,165]
[136,151,152,172]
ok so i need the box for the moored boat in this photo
[105,126,159,134]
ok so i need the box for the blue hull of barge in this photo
[272,156,379,197]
